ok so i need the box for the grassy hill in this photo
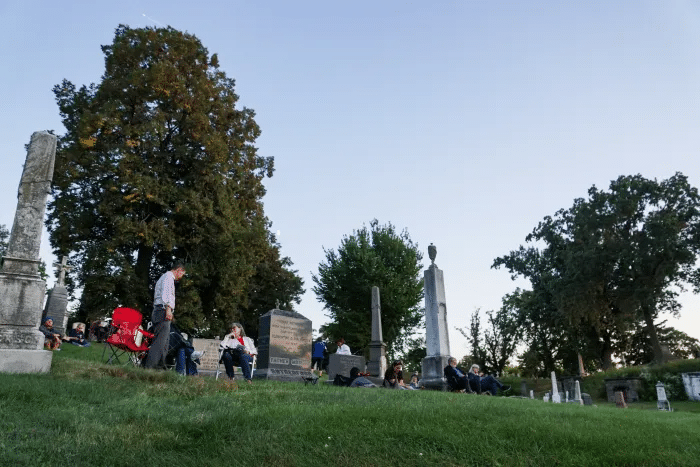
[2,345,699,467]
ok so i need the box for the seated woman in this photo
[39,317,62,350]
[335,338,351,355]
[68,323,91,347]
[383,360,410,389]
[220,322,256,383]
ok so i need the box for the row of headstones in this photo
[537,371,673,411]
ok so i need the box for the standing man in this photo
[145,261,186,369]
[312,337,327,376]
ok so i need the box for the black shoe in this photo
[501,385,511,392]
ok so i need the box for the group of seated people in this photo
[444,357,510,395]
[39,317,91,350]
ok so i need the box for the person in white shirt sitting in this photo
[335,337,351,355]
[220,322,257,383]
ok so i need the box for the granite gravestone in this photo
[421,244,451,390]
[0,132,56,373]
[681,372,700,401]
[327,353,366,381]
[191,338,221,374]
[550,371,561,403]
[42,256,71,335]
[656,381,672,411]
[366,286,387,378]
[255,306,313,381]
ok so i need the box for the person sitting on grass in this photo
[409,373,422,390]
[220,322,256,384]
[39,317,63,351]
[68,323,91,347]
[384,360,410,389]
[444,357,474,393]
[468,364,511,395]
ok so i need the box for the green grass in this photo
[2,345,699,467]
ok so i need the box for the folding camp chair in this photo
[102,307,154,365]
[215,346,256,380]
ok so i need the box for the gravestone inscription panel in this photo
[191,338,222,373]
[255,308,312,381]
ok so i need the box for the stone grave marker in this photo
[656,381,672,411]
[520,380,527,397]
[573,380,583,405]
[255,307,313,381]
[614,391,627,408]
[366,286,387,378]
[581,393,593,406]
[530,389,534,399]
[681,372,700,401]
[327,353,366,381]
[550,372,561,403]
[191,338,222,374]
[421,244,452,390]
[0,132,57,373]
[42,256,71,335]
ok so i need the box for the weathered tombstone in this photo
[543,392,550,403]
[366,286,387,378]
[573,380,583,405]
[614,391,627,408]
[0,132,57,373]
[529,389,534,399]
[327,353,366,381]
[191,338,222,374]
[421,244,451,390]
[42,256,71,335]
[681,372,700,401]
[581,392,593,406]
[656,381,672,411]
[255,306,313,381]
[604,377,642,403]
[551,371,561,403]
[520,380,528,397]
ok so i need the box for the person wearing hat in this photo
[39,317,63,350]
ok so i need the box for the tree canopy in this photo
[494,173,700,368]
[312,220,424,358]
[47,25,303,335]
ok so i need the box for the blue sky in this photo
[2,1,699,359]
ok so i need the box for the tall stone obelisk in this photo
[421,243,451,390]
[366,286,387,377]
[0,132,56,373]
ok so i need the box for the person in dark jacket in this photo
[444,357,474,393]
[68,323,91,347]
[468,364,510,395]
[167,324,199,376]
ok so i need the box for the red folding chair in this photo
[102,307,154,365]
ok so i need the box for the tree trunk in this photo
[642,305,665,363]
[134,244,154,314]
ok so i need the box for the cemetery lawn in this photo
[2,346,699,467]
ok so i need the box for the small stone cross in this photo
[53,256,72,287]
[275,299,281,309]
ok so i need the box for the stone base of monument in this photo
[0,349,52,373]
[327,354,366,381]
[421,355,451,391]
[254,367,314,382]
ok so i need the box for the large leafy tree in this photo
[312,220,424,358]
[47,25,302,333]
[494,173,700,365]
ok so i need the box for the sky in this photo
[2,0,700,360]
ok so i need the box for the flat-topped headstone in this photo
[581,392,593,406]
[191,338,222,373]
[0,132,56,374]
[327,353,366,381]
[255,307,313,381]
